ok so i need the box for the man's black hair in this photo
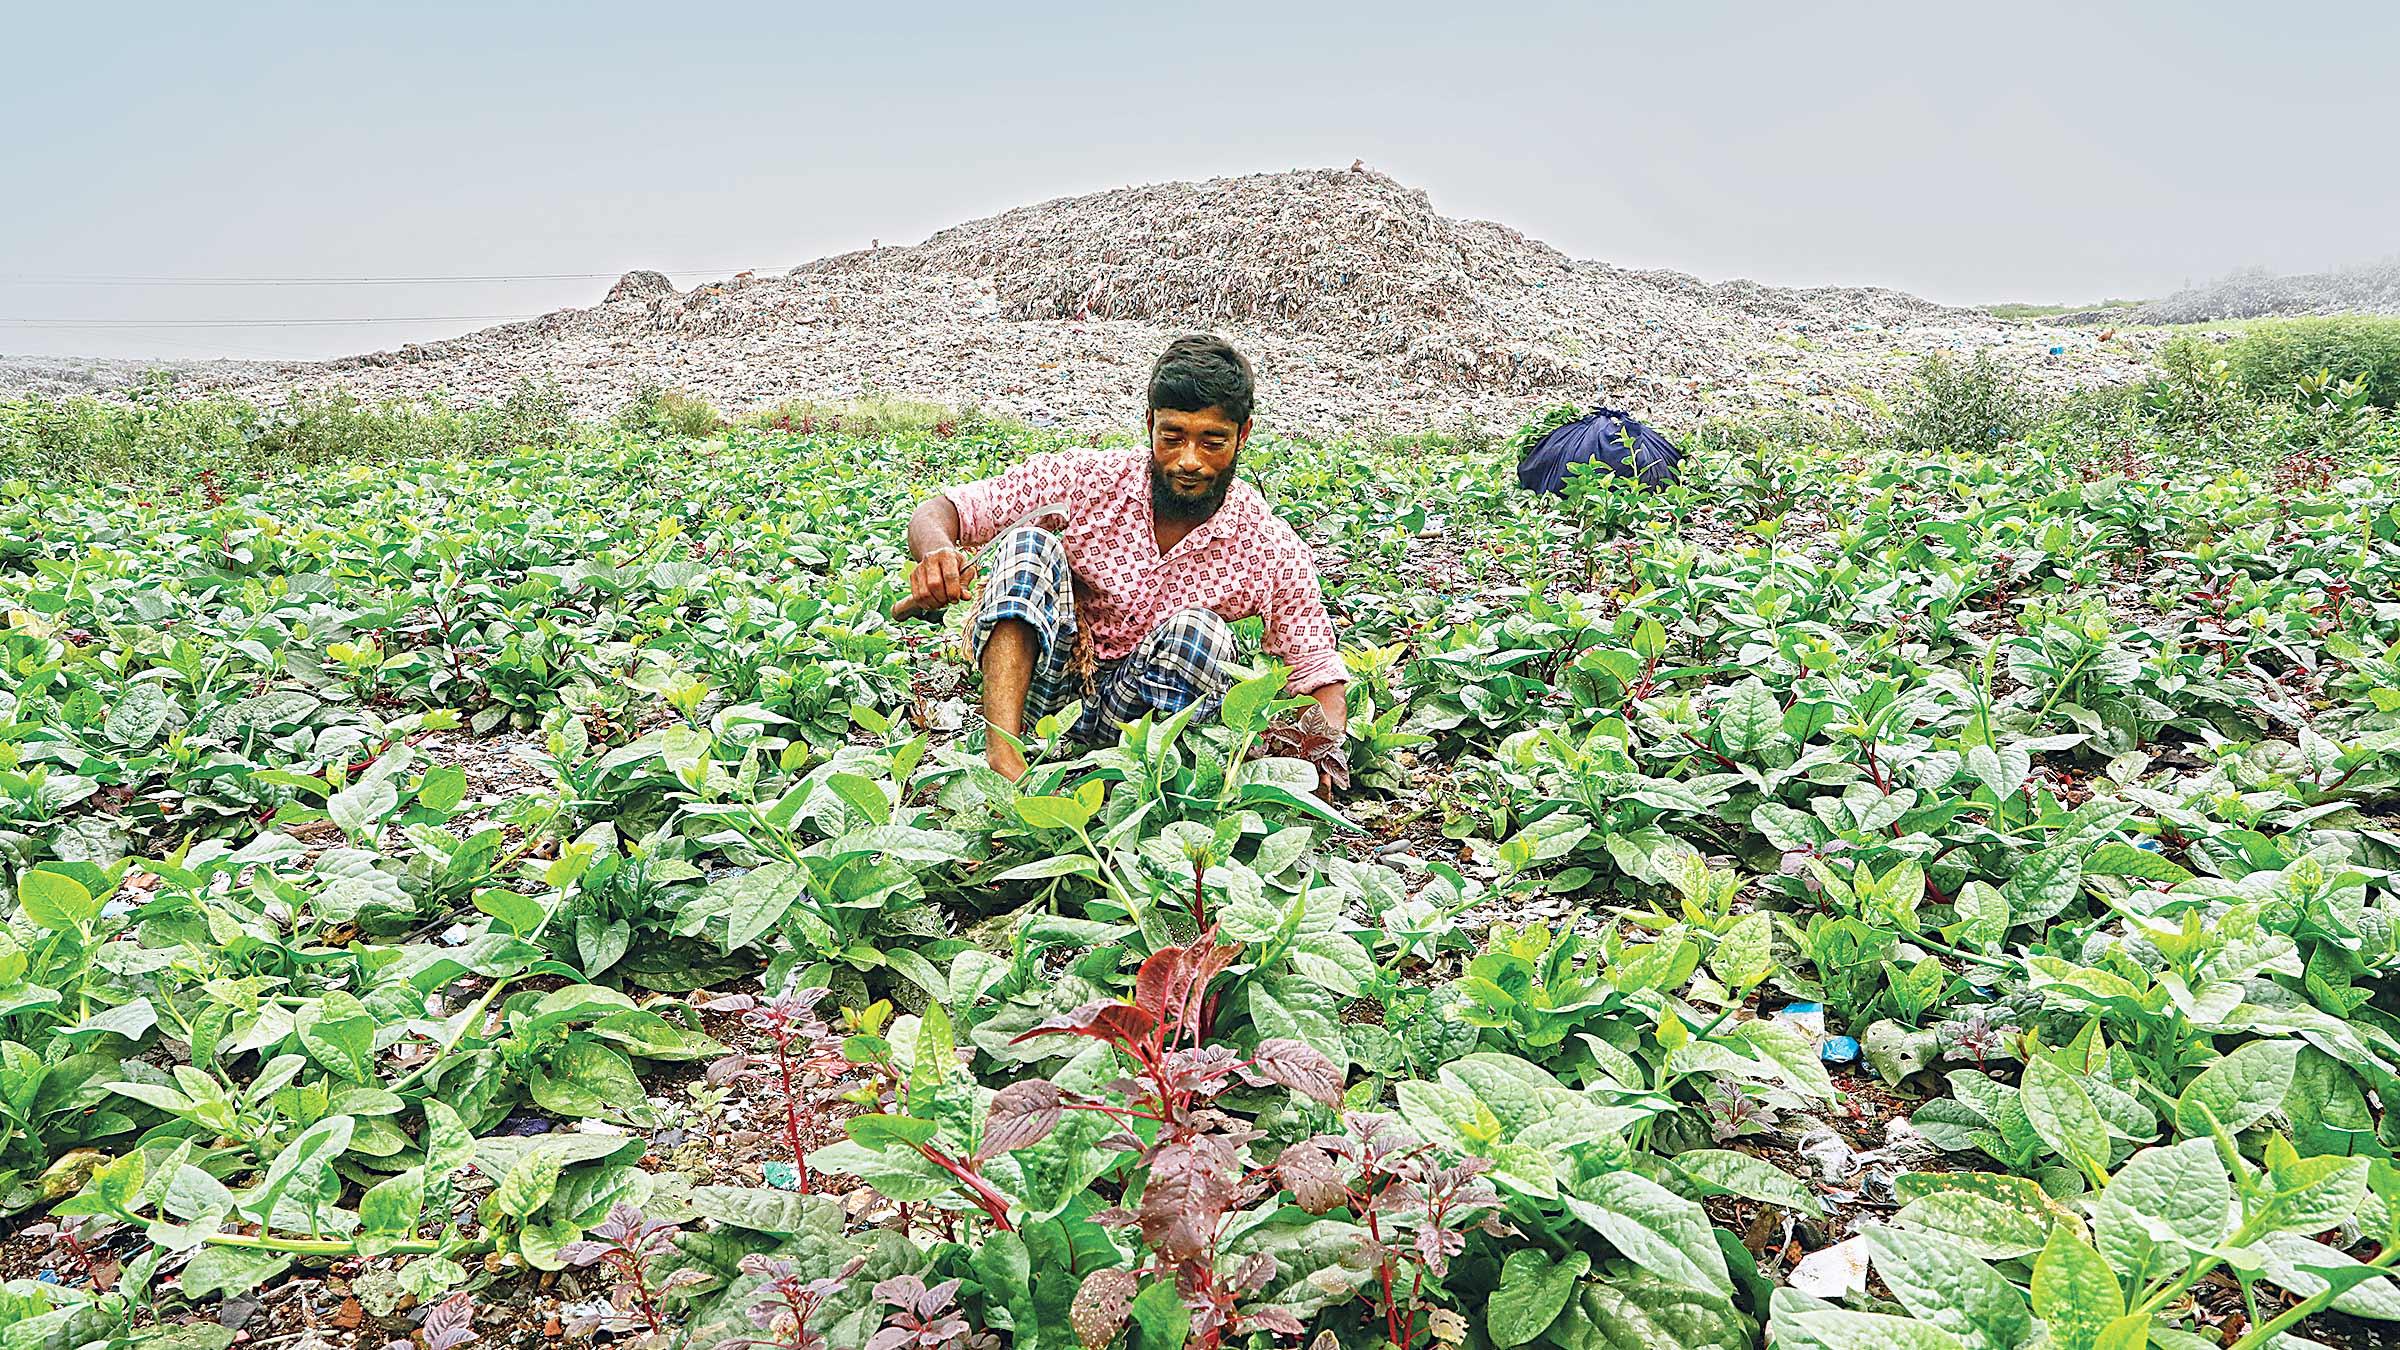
[1147,334,1255,425]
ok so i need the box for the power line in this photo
[0,314,542,329]
[0,266,772,287]
[7,331,304,360]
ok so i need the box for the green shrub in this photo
[1889,352,2052,455]
[732,394,1023,440]
[0,377,573,483]
[2218,316,2400,408]
[612,384,722,439]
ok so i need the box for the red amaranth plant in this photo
[865,1275,995,1350]
[385,1291,477,1350]
[559,1202,709,1336]
[1278,1112,1506,1349]
[706,984,849,1192]
[992,930,1345,1347]
[733,1253,867,1350]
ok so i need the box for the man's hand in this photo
[908,545,975,615]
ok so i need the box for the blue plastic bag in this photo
[1517,407,1683,494]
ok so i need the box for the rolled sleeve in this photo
[1262,556,1346,693]
[941,449,1109,547]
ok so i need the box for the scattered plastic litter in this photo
[1788,1236,1871,1298]
[763,1161,802,1190]
[1820,1035,1861,1066]
[1795,1125,1861,1183]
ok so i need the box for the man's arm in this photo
[1307,682,1348,737]
[905,494,975,614]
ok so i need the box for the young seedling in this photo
[559,1203,709,1337]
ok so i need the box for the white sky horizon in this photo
[6,0,2393,363]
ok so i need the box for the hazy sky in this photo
[5,0,2393,362]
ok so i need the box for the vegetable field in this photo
[4,403,2400,1350]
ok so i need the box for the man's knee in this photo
[1143,608,1237,700]
[1156,608,1235,660]
[992,524,1067,570]
[971,527,1074,657]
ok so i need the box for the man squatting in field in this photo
[903,335,1348,786]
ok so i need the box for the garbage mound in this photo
[2130,258,2400,324]
[10,167,2160,434]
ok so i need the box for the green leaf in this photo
[909,1000,955,1112]
[1952,880,2011,953]
[1014,794,1094,832]
[2173,1038,2300,1137]
[422,1100,475,1175]
[2094,1313,2153,1350]
[1489,1248,1592,1347]
[2258,1153,2372,1235]
[326,771,399,838]
[1709,913,1774,991]
[178,1246,292,1300]
[992,853,1099,883]
[1219,670,1284,733]
[296,991,378,1083]
[18,868,98,931]
[1718,678,1784,756]
[474,886,545,936]
[243,1114,353,1231]
[105,682,174,747]
[688,1185,842,1235]
[827,772,892,827]
[2022,1056,2108,1177]
[491,1147,564,1219]
[1675,1149,1822,1216]
[359,1167,426,1238]
[415,764,469,813]
[1865,1225,2033,1350]
[830,824,971,863]
[1967,744,2031,800]
[2084,842,2192,883]
[2097,1139,2232,1253]
[1731,1018,1837,1101]
[1894,1187,2052,1261]
[714,862,812,952]
[1127,1277,1190,1350]
[1770,1297,1969,1350]
[844,1114,941,1147]
[1560,1170,1732,1295]
[2032,1221,2124,1350]
[1285,931,1375,997]
[2004,846,2083,926]
[530,1040,647,1123]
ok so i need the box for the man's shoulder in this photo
[1226,482,1313,558]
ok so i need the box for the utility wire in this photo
[0,266,770,286]
[0,314,543,328]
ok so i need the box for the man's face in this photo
[1147,405,1249,521]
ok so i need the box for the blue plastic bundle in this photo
[1516,406,1684,494]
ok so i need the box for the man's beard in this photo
[1151,456,1237,523]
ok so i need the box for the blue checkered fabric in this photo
[968,526,1239,742]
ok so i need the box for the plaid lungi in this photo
[967,526,1239,743]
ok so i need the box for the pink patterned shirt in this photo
[943,449,1346,692]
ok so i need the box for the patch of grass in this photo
[1983,298,2143,321]
[613,384,724,439]
[733,393,1029,440]
[2216,314,2400,408]
[0,376,574,485]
